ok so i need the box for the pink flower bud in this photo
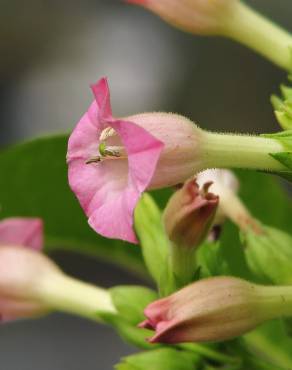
[67,77,204,243]
[127,0,236,36]
[0,218,115,322]
[140,276,286,343]
[0,217,47,321]
[163,179,218,249]
[0,246,59,321]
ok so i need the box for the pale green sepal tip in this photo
[280,84,292,100]
[275,111,292,130]
[271,94,284,111]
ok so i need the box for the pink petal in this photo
[90,77,112,119]
[67,78,164,243]
[0,218,43,251]
[87,118,164,243]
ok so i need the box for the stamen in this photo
[85,145,127,165]
[99,127,116,141]
[85,156,102,164]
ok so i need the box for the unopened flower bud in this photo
[140,276,292,343]
[163,179,218,291]
[163,179,218,249]
[127,0,236,36]
[127,1,292,71]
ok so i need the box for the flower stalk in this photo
[36,273,116,321]
[222,1,292,71]
[200,131,286,174]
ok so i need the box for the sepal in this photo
[269,152,292,182]
[271,84,292,130]
[99,285,158,348]
[109,285,157,325]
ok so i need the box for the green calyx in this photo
[100,285,158,349]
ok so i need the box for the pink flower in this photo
[140,276,279,343]
[0,218,46,321]
[127,0,236,36]
[67,77,203,243]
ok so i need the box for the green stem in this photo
[38,273,116,321]
[260,286,292,317]
[223,1,292,71]
[169,242,196,291]
[202,131,286,172]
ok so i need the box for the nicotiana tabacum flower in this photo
[140,276,292,343]
[67,77,288,243]
[0,218,115,323]
[67,78,205,243]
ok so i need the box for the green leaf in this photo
[134,194,170,285]
[219,170,292,280]
[0,135,146,275]
[115,348,200,370]
[109,285,157,325]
